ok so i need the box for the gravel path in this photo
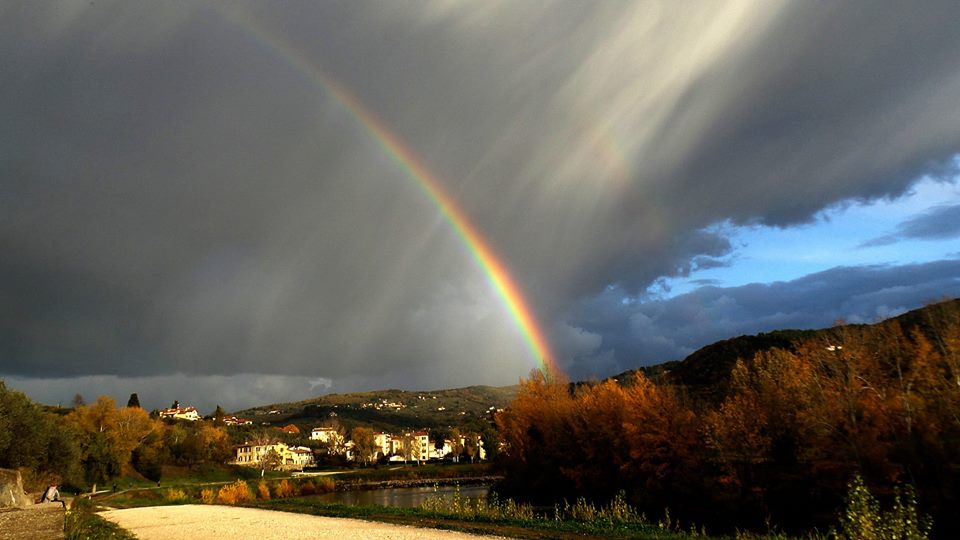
[0,505,64,540]
[100,504,506,539]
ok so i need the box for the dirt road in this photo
[100,504,505,539]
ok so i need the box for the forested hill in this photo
[233,385,519,434]
[626,298,959,403]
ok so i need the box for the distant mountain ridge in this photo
[237,298,958,427]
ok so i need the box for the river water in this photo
[312,484,491,508]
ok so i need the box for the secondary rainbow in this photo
[221,9,559,376]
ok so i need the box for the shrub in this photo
[835,475,932,540]
[164,488,189,502]
[200,488,215,504]
[299,480,316,496]
[257,480,271,500]
[274,479,296,498]
[315,477,335,493]
[217,480,252,504]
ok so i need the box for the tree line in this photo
[0,391,238,492]
[0,383,497,494]
[494,300,960,536]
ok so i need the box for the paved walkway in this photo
[101,504,505,540]
[0,505,64,540]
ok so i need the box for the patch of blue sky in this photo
[659,174,960,298]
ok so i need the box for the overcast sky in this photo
[3,1,960,413]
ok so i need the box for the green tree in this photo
[82,432,121,493]
[127,393,141,408]
[0,381,81,483]
[464,433,479,463]
[0,380,49,469]
[212,405,226,427]
[132,427,168,483]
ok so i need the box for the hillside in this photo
[235,298,958,430]
[627,298,959,403]
[234,385,519,433]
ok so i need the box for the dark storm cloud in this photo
[561,259,960,380]
[3,1,960,406]
[861,204,960,247]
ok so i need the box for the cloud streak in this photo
[861,204,960,247]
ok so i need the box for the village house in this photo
[374,432,393,458]
[338,429,486,463]
[407,431,431,462]
[288,446,316,468]
[233,441,314,470]
[222,415,252,426]
[310,426,343,444]
[158,406,201,421]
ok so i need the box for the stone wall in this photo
[0,468,31,507]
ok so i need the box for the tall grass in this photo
[421,485,535,521]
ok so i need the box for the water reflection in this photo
[312,484,490,508]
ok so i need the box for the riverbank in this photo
[335,475,502,492]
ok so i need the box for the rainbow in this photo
[218,8,559,377]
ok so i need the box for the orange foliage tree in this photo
[496,369,703,516]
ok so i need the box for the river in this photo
[312,484,491,508]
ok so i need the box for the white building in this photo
[234,441,315,470]
[158,406,201,422]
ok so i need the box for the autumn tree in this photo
[184,424,232,464]
[351,427,378,465]
[400,433,422,464]
[448,428,464,462]
[620,373,702,516]
[66,396,164,491]
[258,448,282,477]
[496,369,578,503]
[112,406,157,462]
